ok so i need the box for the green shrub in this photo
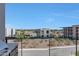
[75,51,79,56]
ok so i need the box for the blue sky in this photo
[5,3,79,29]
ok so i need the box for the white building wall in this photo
[72,26,76,39]
[31,32,37,37]
[5,28,11,37]
[39,28,52,38]
[44,29,47,37]
[5,28,15,37]
[11,29,15,37]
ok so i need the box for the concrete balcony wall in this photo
[0,4,5,41]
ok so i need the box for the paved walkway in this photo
[18,45,79,56]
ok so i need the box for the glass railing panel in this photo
[19,38,49,56]
[50,37,76,56]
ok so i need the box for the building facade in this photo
[72,25,79,40]
[63,25,79,40]
[37,28,53,38]
[63,27,72,38]
[52,30,63,38]
[16,29,37,38]
[16,28,54,38]
[5,28,15,37]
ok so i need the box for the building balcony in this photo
[0,37,18,56]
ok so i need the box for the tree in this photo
[16,30,25,56]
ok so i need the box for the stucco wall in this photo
[0,4,5,41]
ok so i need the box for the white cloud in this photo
[52,12,79,19]
[6,24,15,29]
[46,18,55,24]
[42,18,56,28]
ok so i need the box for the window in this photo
[47,35,49,37]
[46,30,49,34]
[41,35,44,38]
[76,27,78,29]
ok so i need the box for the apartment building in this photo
[52,30,63,38]
[5,28,15,37]
[16,29,37,38]
[36,28,53,38]
[16,28,54,38]
[63,27,73,38]
[63,25,79,40]
[72,25,79,40]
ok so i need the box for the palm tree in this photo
[16,30,25,56]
